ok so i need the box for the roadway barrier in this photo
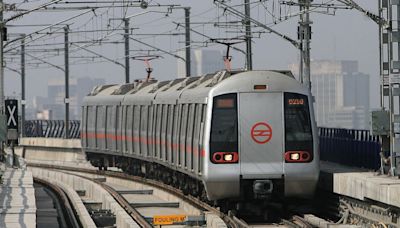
[319,127,381,170]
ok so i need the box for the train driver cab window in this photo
[210,94,238,164]
[284,93,313,162]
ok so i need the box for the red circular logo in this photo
[251,122,273,144]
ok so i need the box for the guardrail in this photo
[319,127,381,170]
[24,120,81,139]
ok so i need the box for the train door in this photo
[238,92,284,179]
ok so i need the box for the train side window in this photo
[186,104,195,171]
[123,105,128,153]
[177,104,183,166]
[157,104,162,160]
[122,106,127,153]
[192,104,201,173]
[81,106,86,147]
[174,104,181,166]
[109,106,115,151]
[104,106,109,149]
[96,106,103,149]
[199,104,207,174]
[181,104,189,169]
[148,105,154,158]
[158,104,162,160]
[153,104,158,158]
[87,106,91,147]
[167,105,174,164]
[84,106,90,148]
[138,106,142,155]
[210,94,238,163]
[126,106,133,154]
[93,106,97,148]
[112,106,117,151]
[115,106,120,151]
[140,106,148,156]
[152,104,157,158]
[133,105,141,155]
[161,104,168,161]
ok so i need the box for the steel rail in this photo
[39,169,152,228]
[33,177,81,228]
[28,163,249,228]
[69,172,153,228]
[292,215,314,228]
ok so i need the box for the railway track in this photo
[29,162,338,228]
[28,163,249,227]
[34,177,81,228]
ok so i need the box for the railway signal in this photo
[5,99,18,140]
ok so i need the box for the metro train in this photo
[81,70,319,205]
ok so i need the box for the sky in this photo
[2,1,379,108]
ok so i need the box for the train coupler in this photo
[253,180,273,199]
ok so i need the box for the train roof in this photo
[83,70,305,106]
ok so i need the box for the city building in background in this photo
[289,60,370,130]
[30,77,105,120]
[177,49,224,77]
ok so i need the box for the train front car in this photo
[202,70,319,202]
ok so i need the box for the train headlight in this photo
[284,151,312,163]
[212,152,239,163]
[224,154,233,161]
[290,153,300,160]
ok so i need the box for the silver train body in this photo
[81,70,319,201]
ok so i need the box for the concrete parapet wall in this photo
[17,137,87,164]
[20,137,82,149]
[30,167,140,228]
[320,161,400,209]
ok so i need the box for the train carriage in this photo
[81,70,319,202]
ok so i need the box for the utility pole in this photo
[21,35,25,137]
[244,0,252,70]
[184,7,191,77]
[0,0,4,146]
[0,0,4,116]
[298,0,312,89]
[64,26,69,139]
[124,18,130,83]
[378,0,400,176]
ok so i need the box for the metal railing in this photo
[319,127,381,170]
[22,122,381,169]
[24,120,81,139]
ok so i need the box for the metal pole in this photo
[124,18,130,83]
[64,26,69,138]
[299,45,303,83]
[0,0,5,159]
[379,0,384,108]
[21,35,25,137]
[0,0,4,115]
[299,0,312,89]
[184,7,191,77]
[244,0,252,70]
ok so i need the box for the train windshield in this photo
[210,94,238,155]
[284,93,313,153]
